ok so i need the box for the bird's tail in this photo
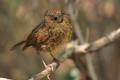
[10,41,26,51]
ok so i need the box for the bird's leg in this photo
[37,50,48,68]
[50,52,58,62]
[50,52,60,68]
[37,50,51,80]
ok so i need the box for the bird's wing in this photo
[23,21,49,50]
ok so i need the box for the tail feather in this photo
[10,41,26,51]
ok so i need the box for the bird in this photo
[11,9,73,60]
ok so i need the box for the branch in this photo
[76,28,120,53]
[29,62,58,80]
[1,28,120,80]
[30,27,120,80]
[29,41,76,80]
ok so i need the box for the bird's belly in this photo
[40,31,71,54]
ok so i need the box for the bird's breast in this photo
[41,24,72,54]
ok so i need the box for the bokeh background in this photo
[0,0,120,80]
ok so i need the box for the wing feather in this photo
[23,21,49,50]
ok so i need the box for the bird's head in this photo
[44,9,70,25]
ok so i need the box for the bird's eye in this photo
[51,16,63,23]
[53,16,58,21]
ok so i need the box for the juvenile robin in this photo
[11,9,73,60]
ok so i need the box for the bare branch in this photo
[75,28,120,54]
[30,62,57,80]
[29,41,76,80]
[30,27,120,80]
[1,28,120,80]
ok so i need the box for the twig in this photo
[30,27,120,80]
[30,62,57,80]
[1,28,120,80]
[29,41,76,80]
[75,28,120,53]
[86,28,120,52]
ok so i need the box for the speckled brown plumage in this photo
[11,9,73,57]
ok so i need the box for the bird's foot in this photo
[41,59,51,80]
[52,58,60,68]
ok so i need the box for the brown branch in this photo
[30,27,120,80]
[29,41,76,80]
[1,28,120,80]
[76,28,120,53]
[30,62,58,80]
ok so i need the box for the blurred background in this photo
[0,0,120,80]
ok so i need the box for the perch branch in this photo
[1,28,120,80]
[29,41,76,80]
[30,27,120,80]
